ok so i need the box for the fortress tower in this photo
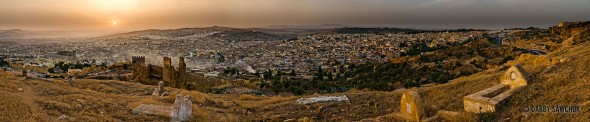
[177,57,187,88]
[132,56,146,64]
[162,57,174,86]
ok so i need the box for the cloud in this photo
[0,0,589,30]
[418,0,476,8]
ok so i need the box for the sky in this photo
[0,0,589,31]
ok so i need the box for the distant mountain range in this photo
[1,25,484,41]
[267,24,353,29]
[96,26,296,41]
[0,29,112,40]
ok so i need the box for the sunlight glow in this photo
[94,0,138,12]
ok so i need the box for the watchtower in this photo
[132,56,146,64]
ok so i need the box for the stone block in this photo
[132,56,146,64]
[399,91,424,121]
[464,84,508,113]
[132,94,192,121]
[500,65,529,88]
[177,57,186,88]
[163,57,172,85]
[171,95,192,121]
[132,104,173,116]
[152,81,166,96]
[463,84,524,113]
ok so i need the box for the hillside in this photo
[1,40,589,121]
[1,22,589,121]
[97,26,289,41]
[0,29,108,40]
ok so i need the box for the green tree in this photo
[272,79,284,93]
[290,69,296,76]
[216,52,225,62]
[288,86,305,95]
[259,81,268,89]
[315,66,324,81]
[254,71,260,77]
[47,68,55,73]
[263,69,272,79]
[276,70,282,77]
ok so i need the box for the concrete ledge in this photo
[464,65,529,113]
[489,86,524,104]
[464,84,525,113]
[132,104,173,116]
[132,94,193,121]
[463,84,510,113]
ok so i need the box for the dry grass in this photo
[239,94,257,101]
[191,105,212,122]
[164,89,210,104]
[237,95,297,109]
[0,91,33,120]
[128,97,164,109]
[0,76,173,121]
[493,43,590,121]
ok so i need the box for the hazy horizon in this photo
[1,0,590,32]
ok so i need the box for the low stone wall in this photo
[132,94,192,121]
[464,84,507,113]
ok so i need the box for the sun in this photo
[112,21,117,25]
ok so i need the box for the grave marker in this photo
[399,91,424,121]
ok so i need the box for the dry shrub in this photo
[191,105,211,122]
[239,94,256,101]
[243,82,259,90]
[375,114,412,122]
[164,90,209,104]
[36,99,72,115]
[185,91,209,104]
[298,117,313,122]
[217,113,240,121]
[128,97,163,109]
[0,78,19,92]
[238,95,296,109]
[0,92,32,120]
[0,71,16,77]
[345,88,362,93]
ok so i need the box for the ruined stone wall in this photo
[107,62,131,70]
[132,56,146,64]
[177,57,186,88]
[132,64,150,84]
[517,54,559,73]
[162,57,174,86]
[8,62,24,70]
[550,21,590,46]
[130,63,165,85]
[130,56,221,92]
[184,74,222,92]
[148,64,163,77]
